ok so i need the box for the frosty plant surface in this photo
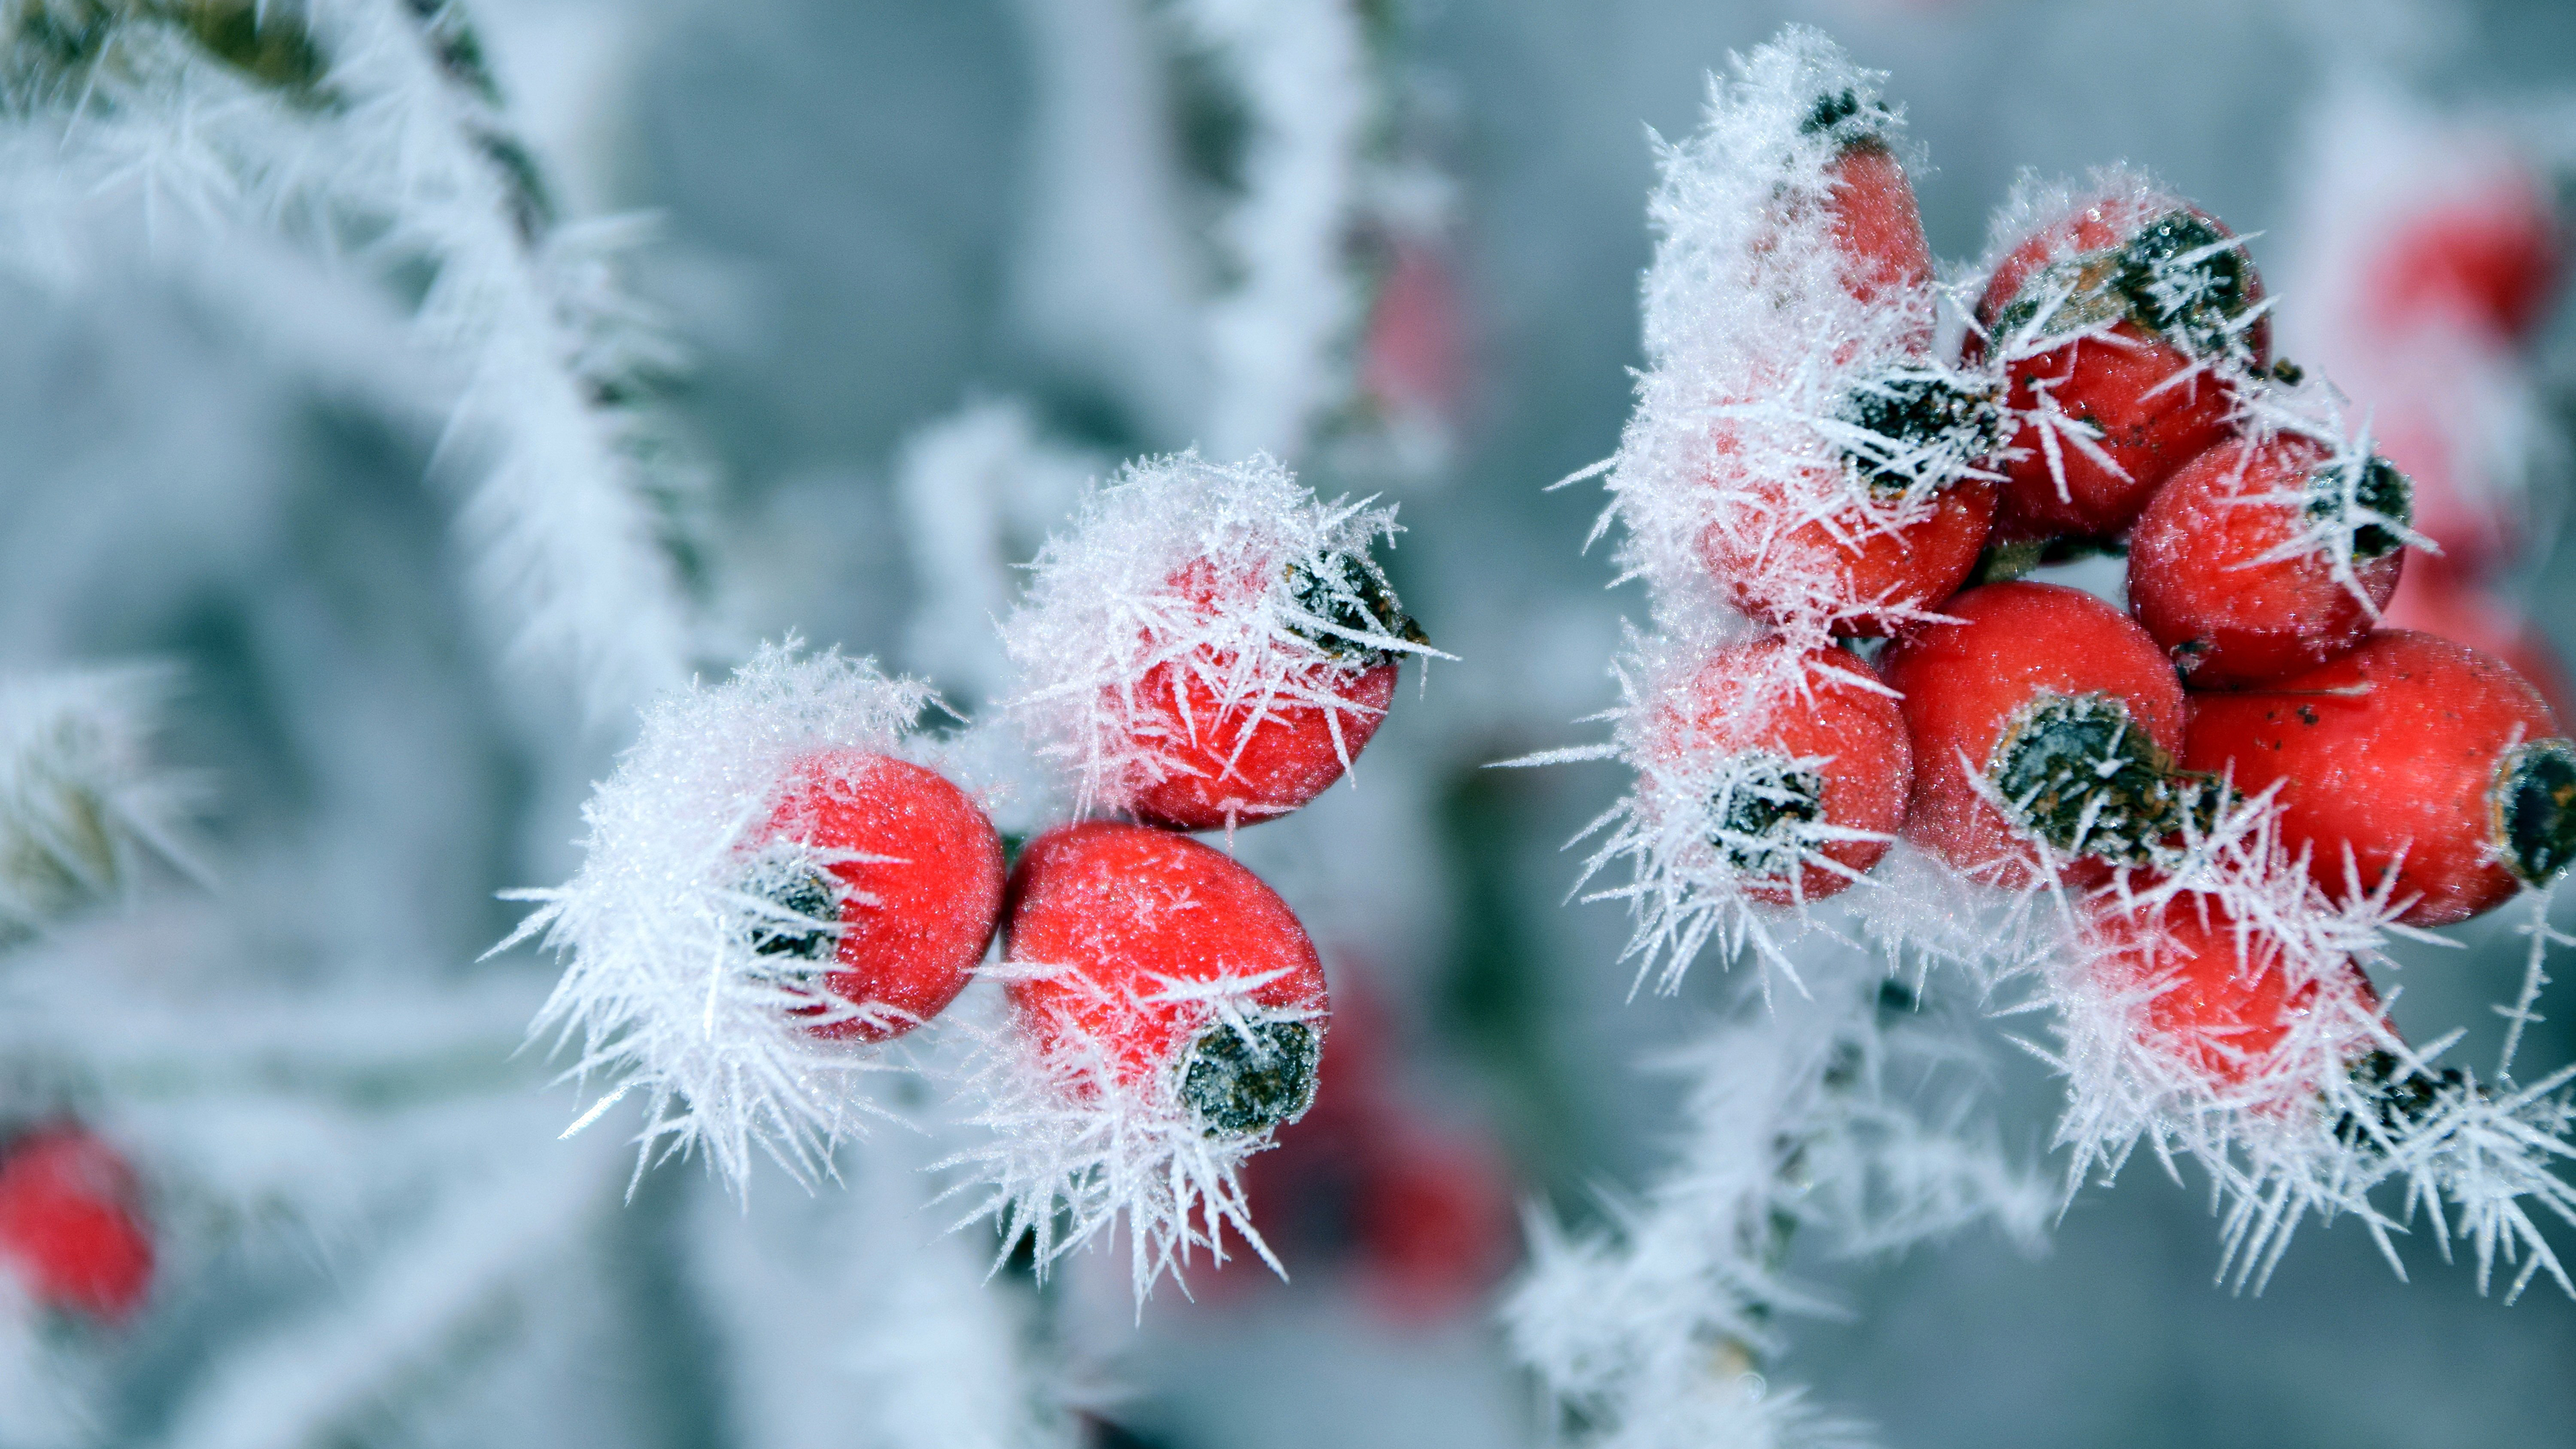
[1512,22,2576,1448]
[503,644,956,1188]
[1178,1017,1321,1137]
[1705,751,1827,878]
[1831,365,2009,497]
[1987,690,2193,863]
[2304,449,2415,561]
[2499,739,2576,886]
[1991,206,2264,365]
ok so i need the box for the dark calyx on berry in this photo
[2497,739,2576,886]
[745,863,839,963]
[1707,753,1826,879]
[1799,87,1889,146]
[1285,549,1426,666]
[2111,210,2254,360]
[2303,452,2413,561]
[1989,691,2187,861]
[1992,209,2256,363]
[2335,1049,2469,1149]
[1179,1017,1321,1136]
[1835,368,2007,496]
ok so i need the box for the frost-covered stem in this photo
[1507,949,2041,1447]
[338,0,696,714]
[692,1119,1071,1449]
[0,0,701,715]
[1178,0,1368,460]
[2501,883,2567,1081]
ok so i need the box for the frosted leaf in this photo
[938,961,1323,1305]
[0,665,203,942]
[502,643,960,1191]
[1593,26,1991,641]
[1000,450,1438,822]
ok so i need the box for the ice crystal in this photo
[1000,450,1437,821]
[0,0,701,714]
[0,665,201,940]
[501,643,952,1191]
[941,961,1324,1304]
[2231,371,2436,610]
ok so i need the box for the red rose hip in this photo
[0,1126,154,1324]
[2129,434,2413,686]
[1802,88,1933,307]
[2182,631,2576,924]
[1130,550,1420,832]
[2088,894,2350,1091]
[1697,365,2006,636]
[1643,641,1912,902]
[1972,193,2268,539]
[1882,582,2192,888]
[1005,822,1328,1136]
[749,750,1004,1041]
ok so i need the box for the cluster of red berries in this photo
[741,539,1422,1144]
[1662,92,2574,1091]
[0,1124,152,1326]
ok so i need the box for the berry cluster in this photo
[1578,28,2576,1218]
[516,455,1428,1295]
[971,453,1432,1291]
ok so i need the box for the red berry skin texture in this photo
[763,751,1003,1041]
[1697,473,1996,639]
[2129,436,2408,688]
[2090,896,2334,1090]
[2382,558,2575,722]
[1882,582,2188,889]
[1971,199,2267,540]
[1130,658,1397,832]
[1004,823,1327,1095]
[0,1128,154,1324]
[1828,142,1934,309]
[2183,631,2576,926]
[1648,642,1911,903]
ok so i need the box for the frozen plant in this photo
[0,666,201,941]
[505,643,951,1190]
[0,0,702,714]
[1520,23,2576,1448]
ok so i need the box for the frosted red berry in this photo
[2381,558,2574,720]
[2088,894,2347,1090]
[0,1126,154,1324]
[2129,435,2412,687]
[750,750,1003,1041]
[1129,551,1420,832]
[1972,196,2268,539]
[1882,582,2191,888]
[1801,87,1933,309]
[1645,641,1911,903]
[2182,630,2576,925]
[1004,822,1328,1135]
[1697,365,2006,636]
